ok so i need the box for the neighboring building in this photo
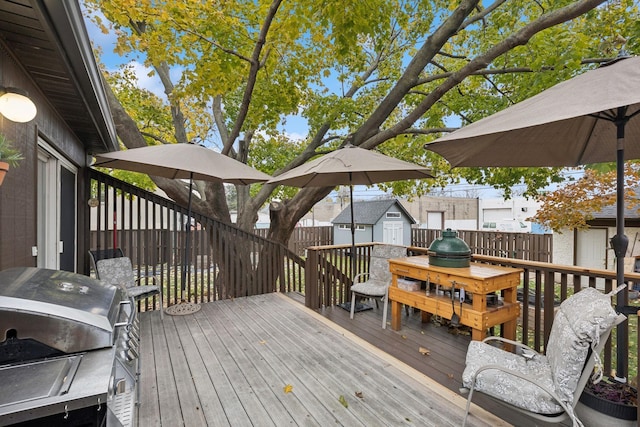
[299,197,343,226]
[477,197,541,232]
[0,2,118,272]
[332,199,415,246]
[400,195,478,230]
[554,203,640,272]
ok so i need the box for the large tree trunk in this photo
[267,187,333,246]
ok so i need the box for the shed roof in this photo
[332,199,416,225]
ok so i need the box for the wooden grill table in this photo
[388,256,522,341]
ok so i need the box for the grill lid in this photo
[0,267,124,355]
[428,229,471,268]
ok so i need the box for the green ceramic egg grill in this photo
[427,228,471,268]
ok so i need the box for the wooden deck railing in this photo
[304,243,640,379]
[88,170,305,307]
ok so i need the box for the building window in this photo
[386,212,401,219]
[338,224,365,231]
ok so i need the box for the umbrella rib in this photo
[628,108,640,122]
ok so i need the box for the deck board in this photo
[139,293,508,426]
[138,312,161,426]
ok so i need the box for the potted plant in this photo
[0,133,24,186]
[576,377,637,426]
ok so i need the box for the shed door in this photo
[383,221,403,245]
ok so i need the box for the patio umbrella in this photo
[93,143,271,314]
[268,143,433,304]
[425,54,640,380]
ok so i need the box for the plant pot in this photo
[575,383,637,427]
[0,161,8,186]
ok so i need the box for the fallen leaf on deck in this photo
[339,395,349,408]
[418,347,430,356]
[259,340,267,345]
[401,335,407,339]
[420,330,425,335]
[283,384,293,394]
[447,373,454,380]
[355,391,364,399]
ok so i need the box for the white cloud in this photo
[124,61,166,99]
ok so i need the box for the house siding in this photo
[0,42,89,271]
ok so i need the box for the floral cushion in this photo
[546,287,619,405]
[462,287,619,415]
[350,244,406,296]
[463,340,562,414]
[95,257,136,288]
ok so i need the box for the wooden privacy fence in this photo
[411,228,553,262]
[253,226,333,256]
[304,243,640,379]
[254,227,550,261]
[88,170,305,308]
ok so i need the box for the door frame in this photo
[37,139,78,271]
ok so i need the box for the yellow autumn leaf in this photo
[338,395,348,408]
[283,384,293,394]
[418,346,430,356]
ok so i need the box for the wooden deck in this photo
[309,295,562,427]
[138,293,508,426]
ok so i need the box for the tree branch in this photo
[223,0,283,155]
[355,0,479,149]
[460,0,508,30]
[364,0,608,148]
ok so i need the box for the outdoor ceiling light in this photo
[0,87,37,123]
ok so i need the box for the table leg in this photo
[421,311,431,323]
[391,300,402,330]
[503,318,516,341]
[471,327,486,341]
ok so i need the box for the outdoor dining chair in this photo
[95,256,164,320]
[460,286,626,427]
[88,247,124,276]
[349,244,408,329]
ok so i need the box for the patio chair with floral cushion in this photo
[461,286,626,427]
[88,247,124,276]
[350,244,407,329]
[96,256,164,320]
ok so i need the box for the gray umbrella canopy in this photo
[425,55,640,380]
[269,143,433,280]
[268,143,434,187]
[426,55,640,167]
[93,143,271,314]
[93,143,271,184]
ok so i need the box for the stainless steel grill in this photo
[0,267,139,426]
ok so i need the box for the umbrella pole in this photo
[181,173,194,302]
[613,117,629,381]
[350,181,356,279]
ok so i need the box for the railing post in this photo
[305,248,320,309]
[543,270,555,349]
